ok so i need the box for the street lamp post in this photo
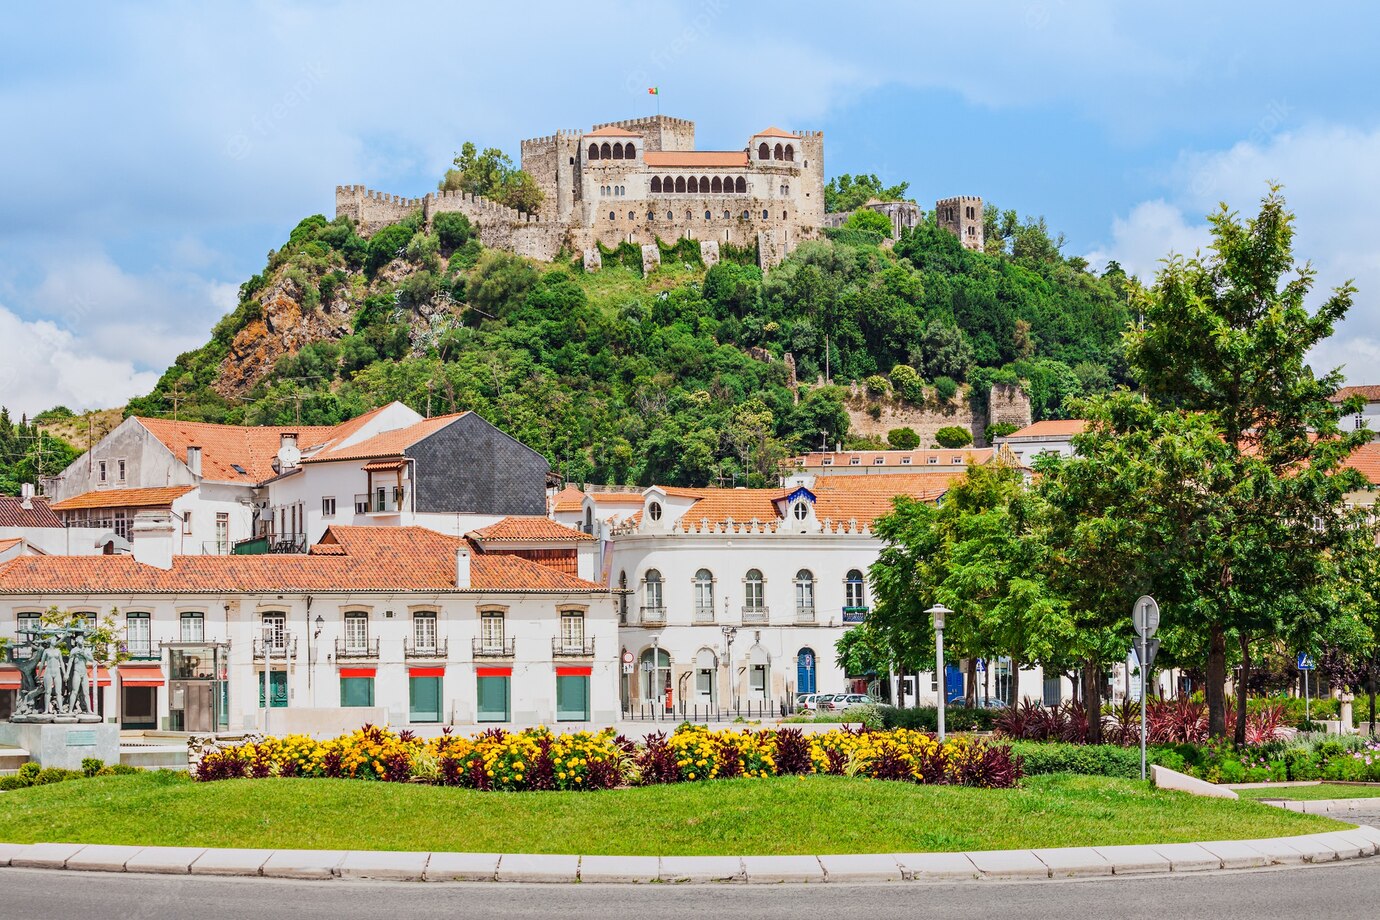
[926,604,952,743]
[721,625,737,712]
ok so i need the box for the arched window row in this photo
[756,142,795,162]
[599,185,626,197]
[649,175,748,195]
[588,141,637,161]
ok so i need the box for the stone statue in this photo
[39,638,66,715]
[66,636,96,716]
[6,623,102,723]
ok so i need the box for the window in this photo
[648,501,662,521]
[344,612,368,652]
[705,210,711,219]
[126,612,152,658]
[354,494,369,515]
[480,610,505,650]
[651,176,661,193]
[675,176,686,193]
[180,612,204,642]
[849,457,860,466]
[215,512,229,553]
[477,673,510,722]
[609,211,615,220]
[600,142,611,158]
[928,456,939,465]
[792,501,808,521]
[409,674,442,723]
[845,569,866,609]
[662,175,672,191]
[322,496,336,517]
[901,457,912,465]
[687,176,698,193]
[758,142,770,159]
[785,144,794,161]
[413,612,437,653]
[821,457,833,466]
[711,177,722,193]
[556,672,589,721]
[182,510,193,535]
[873,457,884,465]
[744,569,764,610]
[644,569,663,610]
[588,143,599,160]
[262,613,286,649]
[612,142,624,160]
[1043,676,1062,707]
[628,210,634,220]
[560,611,585,650]
[17,612,41,636]
[98,460,107,483]
[117,459,126,482]
[693,569,714,619]
[340,675,374,707]
[762,209,769,219]
[795,569,815,612]
[774,142,783,160]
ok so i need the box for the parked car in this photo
[825,693,879,712]
[795,693,821,712]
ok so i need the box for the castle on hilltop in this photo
[337,115,978,269]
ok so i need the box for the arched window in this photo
[783,210,787,219]
[845,569,866,609]
[694,568,714,619]
[695,647,717,701]
[667,210,673,219]
[675,176,686,193]
[735,177,746,193]
[741,210,750,219]
[744,569,765,613]
[644,569,664,612]
[600,142,612,159]
[699,175,709,192]
[774,143,783,160]
[648,501,662,521]
[651,176,662,193]
[687,176,698,193]
[785,144,794,161]
[763,209,769,219]
[758,142,770,159]
[663,175,673,192]
[704,210,711,220]
[711,176,723,194]
[612,142,625,159]
[794,569,815,617]
[686,209,693,220]
[588,143,599,160]
[625,143,636,158]
[640,646,671,702]
[628,210,634,220]
[609,211,615,220]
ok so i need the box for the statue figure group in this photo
[7,625,102,723]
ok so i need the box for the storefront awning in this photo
[476,666,512,678]
[119,666,165,687]
[556,666,593,677]
[0,668,19,690]
[408,667,445,678]
[340,667,376,679]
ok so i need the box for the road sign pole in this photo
[1140,631,1148,781]
[1132,596,1160,783]
[1305,667,1310,724]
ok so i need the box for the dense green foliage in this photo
[0,408,79,494]
[124,202,1132,487]
[824,174,911,213]
[438,142,544,214]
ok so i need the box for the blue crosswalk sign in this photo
[1296,653,1316,671]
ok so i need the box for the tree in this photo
[439,142,545,214]
[887,427,921,450]
[909,323,973,382]
[824,174,910,213]
[889,364,924,403]
[934,426,972,448]
[1122,186,1372,741]
[842,208,894,238]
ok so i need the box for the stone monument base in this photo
[0,721,120,770]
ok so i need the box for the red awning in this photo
[556,666,593,677]
[340,667,376,679]
[119,666,165,687]
[96,666,112,688]
[476,666,512,678]
[409,667,445,678]
[0,668,19,690]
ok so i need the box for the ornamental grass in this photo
[195,724,1021,790]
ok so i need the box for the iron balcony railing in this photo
[404,637,448,659]
[472,637,515,658]
[639,606,667,625]
[741,605,769,624]
[335,638,379,659]
[842,606,869,624]
[253,637,297,659]
[795,606,817,624]
[124,640,162,661]
[693,606,716,624]
[552,637,595,658]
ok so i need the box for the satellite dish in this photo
[277,444,302,470]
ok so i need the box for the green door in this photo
[340,676,375,707]
[556,675,590,722]
[409,676,442,723]
[258,670,288,708]
[476,675,509,722]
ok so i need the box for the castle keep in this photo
[336,115,825,268]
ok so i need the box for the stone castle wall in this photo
[844,382,1031,447]
[938,195,984,251]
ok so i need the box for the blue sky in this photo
[1,2,1378,415]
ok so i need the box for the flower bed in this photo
[195,724,1021,790]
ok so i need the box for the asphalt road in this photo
[5,860,1380,920]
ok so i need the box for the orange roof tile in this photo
[794,448,993,468]
[0,538,21,552]
[468,516,593,543]
[585,125,643,137]
[753,126,800,138]
[0,496,63,527]
[1334,385,1380,402]
[1344,443,1380,485]
[550,485,586,514]
[1004,420,1088,439]
[643,150,749,168]
[0,525,603,595]
[675,488,787,530]
[137,417,340,483]
[50,485,195,512]
[305,413,469,463]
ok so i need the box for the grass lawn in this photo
[1236,783,1380,801]
[0,773,1346,855]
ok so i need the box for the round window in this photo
[649,501,663,521]
[793,501,808,521]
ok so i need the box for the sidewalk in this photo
[2,826,1378,884]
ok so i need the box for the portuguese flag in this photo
[647,87,659,95]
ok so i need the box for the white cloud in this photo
[1090,123,1380,383]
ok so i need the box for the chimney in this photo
[455,546,471,589]
[131,511,175,571]
[186,445,203,477]
[20,482,34,509]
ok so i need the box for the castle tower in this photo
[937,196,984,251]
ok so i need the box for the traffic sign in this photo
[621,650,634,665]
[622,662,634,675]
[1133,639,1160,670]
[1133,596,1160,639]
[974,658,986,674]
[1297,653,1316,671]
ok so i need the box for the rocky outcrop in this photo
[213,277,353,398]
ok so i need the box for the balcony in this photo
[253,637,298,659]
[335,638,380,659]
[356,489,407,514]
[639,606,667,626]
[124,641,161,661]
[404,637,448,659]
[472,637,515,659]
[842,606,869,624]
[200,540,233,555]
[795,606,817,624]
[233,533,307,555]
[693,606,716,624]
[741,605,769,625]
[553,637,595,658]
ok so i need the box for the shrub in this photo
[985,421,1019,442]
[864,374,890,396]
[887,427,921,450]
[81,758,105,778]
[34,767,82,786]
[17,762,40,782]
[0,775,28,791]
[889,364,924,403]
[934,425,973,448]
[933,375,959,402]
[842,207,894,238]
[1007,741,1143,779]
[433,212,476,251]
[879,706,997,733]
[866,403,882,420]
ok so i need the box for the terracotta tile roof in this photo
[585,125,643,137]
[49,485,195,512]
[361,459,407,472]
[0,496,63,528]
[550,485,586,513]
[305,413,469,463]
[0,538,21,552]
[643,150,750,168]
[753,126,800,138]
[794,448,993,468]
[1333,385,1380,402]
[813,473,966,494]
[662,475,949,531]
[675,489,786,530]
[137,417,340,483]
[1344,444,1380,485]
[0,525,603,595]
[468,516,593,543]
[1003,420,1088,439]
[652,486,707,499]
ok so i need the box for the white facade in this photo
[996,420,1086,466]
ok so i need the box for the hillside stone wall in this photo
[844,383,1031,448]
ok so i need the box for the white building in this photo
[0,491,103,556]
[995,419,1086,466]
[790,448,995,479]
[1334,385,1380,440]
[0,524,615,730]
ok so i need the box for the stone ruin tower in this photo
[937,196,984,251]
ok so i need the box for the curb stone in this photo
[0,830,1371,885]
